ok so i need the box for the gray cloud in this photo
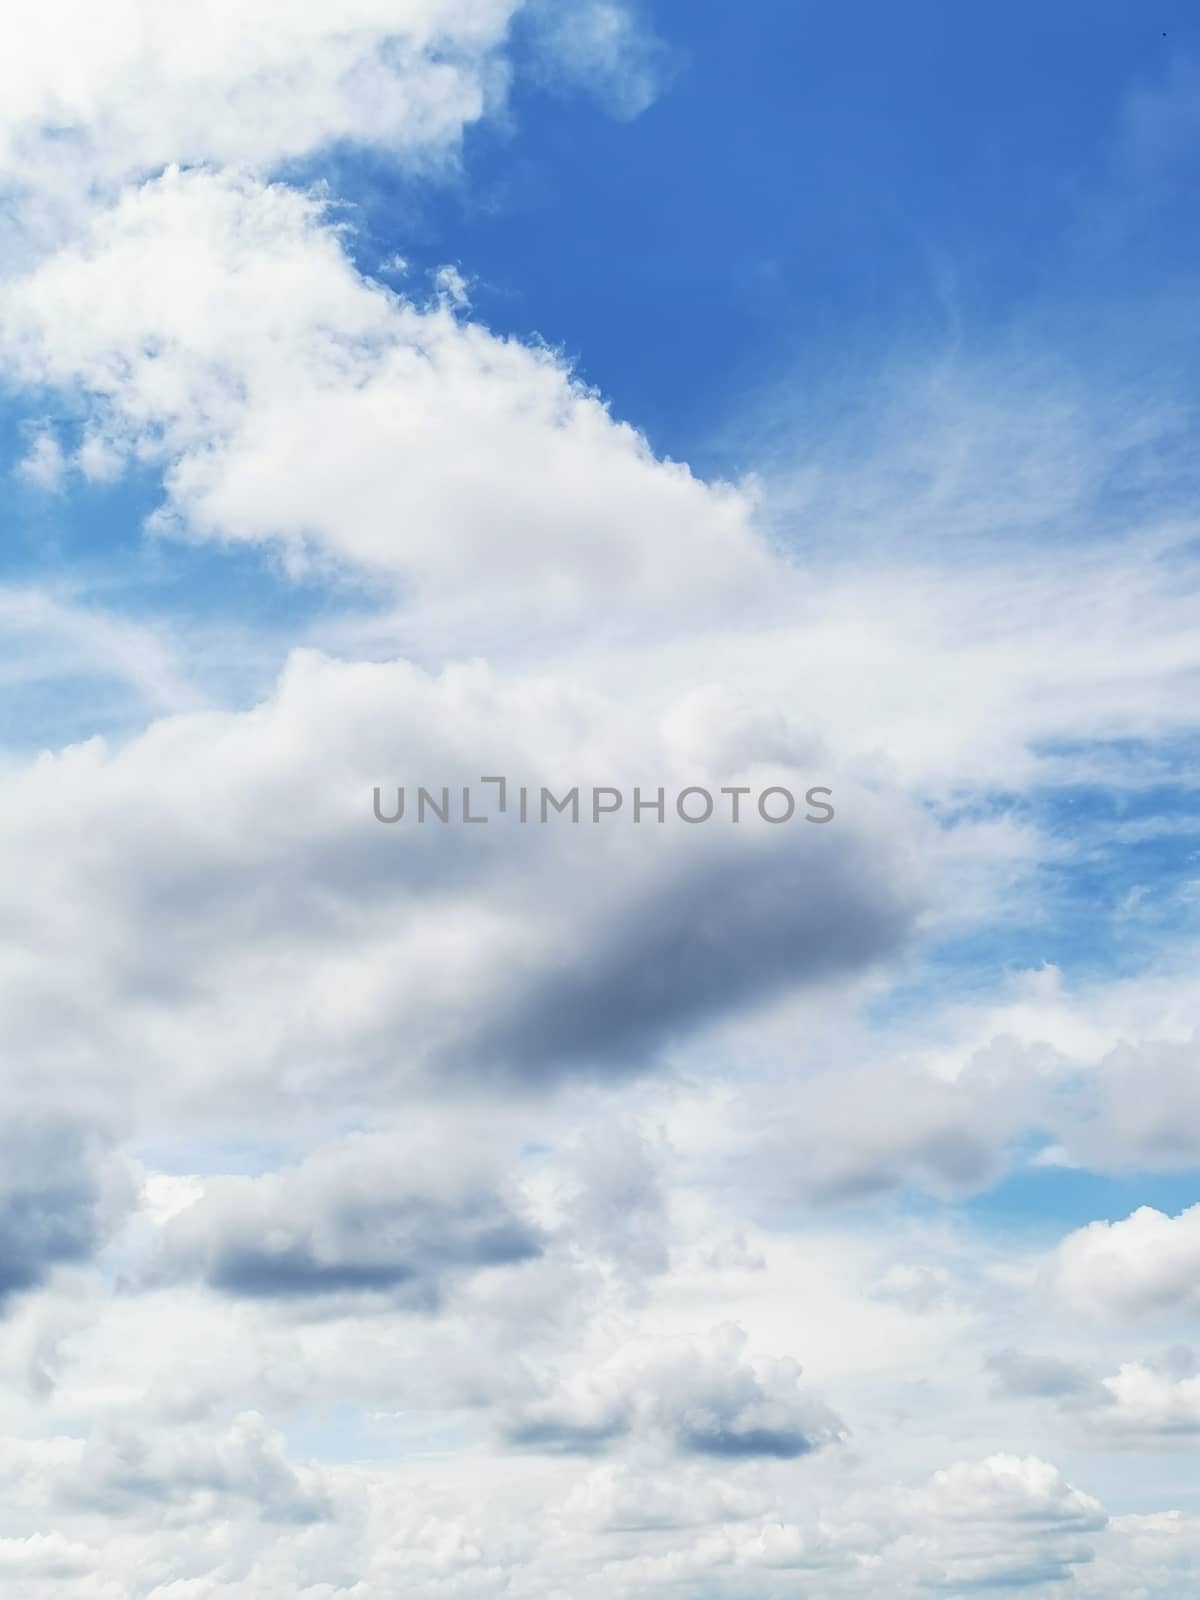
[0,653,928,1121]
[502,1325,845,1461]
[0,1116,129,1309]
[505,1411,628,1456]
[986,1349,1101,1401]
[63,1412,333,1526]
[481,827,917,1082]
[151,1132,540,1310]
[1071,1039,1200,1171]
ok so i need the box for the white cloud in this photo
[0,583,202,717]
[0,166,773,641]
[14,429,66,491]
[0,645,919,1123]
[915,1453,1105,1528]
[0,1533,95,1583]
[1098,1357,1200,1440]
[64,1410,335,1525]
[566,1454,1107,1597]
[0,0,672,228]
[523,0,678,120]
[1079,1040,1200,1171]
[502,1323,846,1460]
[1050,1205,1200,1321]
[897,1456,1105,1591]
[564,1460,768,1533]
[0,0,519,218]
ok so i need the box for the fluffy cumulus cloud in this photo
[1050,1205,1200,1321]
[0,648,921,1121]
[149,1130,541,1306]
[64,1410,337,1525]
[551,1454,1109,1597]
[900,1456,1107,1591]
[1096,1355,1200,1440]
[0,2,1199,1597]
[0,164,772,643]
[503,1323,846,1459]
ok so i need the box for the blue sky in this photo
[2,5,1200,1596]
[327,1,1200,463]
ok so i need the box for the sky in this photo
[1,3,1200,1596]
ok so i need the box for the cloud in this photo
[0,0,515,219]
[0,648,920,1115]
[63,1411,335,1526]
[902,1455,1105,1591]
[0,165,772,643]
[481,818,916,1081]
[503,1324,846,1460]
[149,1130,541,1309]
[986,1348,1101,1402]
[0,1534,94,1584]
[14,430,65,491]
[0,0,676,227]
[564,1461,768,1533]
[1080,1040,1200,1171]
[1099,1511,1200,1600]
[0,1115,130,1311]
[1049,1205,1200,1321]
[0,583,201,721]
[1096,1355,1200,1441]
[916,1453,1105,1530]
[985,1337,1200,1448]
[670,965,1200,1209]
[523,0,679,120]
[1007,1346,1200,1446]
[583,1454,1107,1597]
[552,1122,671,1281]
[703,1051,1032,1206]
